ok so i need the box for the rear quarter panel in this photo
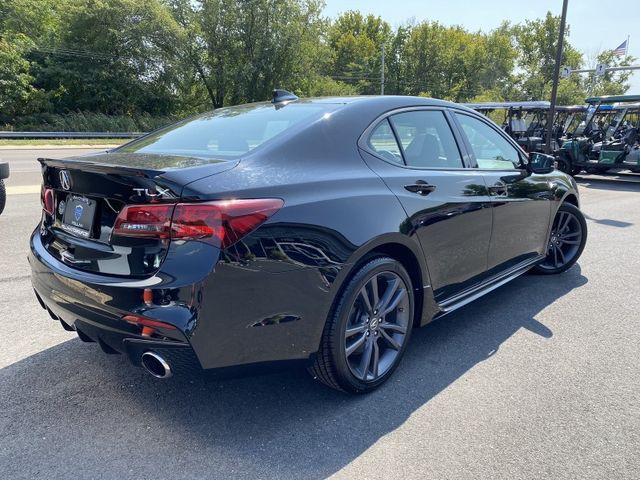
[181,104,432,368]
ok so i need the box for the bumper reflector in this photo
[122,314,177,330]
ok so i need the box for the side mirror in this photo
[528,152,555,174]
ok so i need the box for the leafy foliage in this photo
[0,1,635,131]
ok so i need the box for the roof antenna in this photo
[272,89,299,105]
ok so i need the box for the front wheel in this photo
[0,180,6,215]
[309,257,414,393]
[532,202,587,275]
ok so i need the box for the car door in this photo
[358,108,493,302]
[452,111,553,273]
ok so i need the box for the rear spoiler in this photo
[38,157,162,179]
[37,153,241,194]
[0,162,9,180]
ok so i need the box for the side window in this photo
[455,113,521,170]
[368,119,403,164]
[389,111,463,168]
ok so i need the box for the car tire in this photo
[531,202,587,275]
[309,257,414,393]
[0,180,6,215]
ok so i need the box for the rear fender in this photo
[328,232,438,329]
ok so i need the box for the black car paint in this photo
[29,96,578,374]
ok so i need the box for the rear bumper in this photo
[29,226,341,374]
[29,229,201,372]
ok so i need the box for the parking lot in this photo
[0,148,638,479]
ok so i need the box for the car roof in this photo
[228,95,475,116]
[293,95,464,108]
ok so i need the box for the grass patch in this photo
[0,138,127,146]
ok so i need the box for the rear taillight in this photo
[112,199,283,248]
[113,204,175,238]
[41,187,54,216]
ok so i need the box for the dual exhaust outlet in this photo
[140,351,172,379]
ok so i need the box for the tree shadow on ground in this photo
[0,266,587,479]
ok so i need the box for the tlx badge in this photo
[132,187,171,199]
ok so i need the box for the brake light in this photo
[113,204,175,238]
[112,199,283,248]
[41,187,54,216]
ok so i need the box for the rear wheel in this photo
[0,180,6,215]
[532,202,587,275]
[310,257,414,393]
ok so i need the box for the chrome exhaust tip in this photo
[141,351,172,379]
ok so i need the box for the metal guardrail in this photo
[0,131,144,139]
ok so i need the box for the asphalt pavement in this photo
[0,148,638,479]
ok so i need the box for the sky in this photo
[323,0,640,93]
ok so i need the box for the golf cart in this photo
[465,101,558,154]
[553,105,587,143]
[0,161,8,215]
[556,95,640,175]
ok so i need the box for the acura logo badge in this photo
[59,170,71,191]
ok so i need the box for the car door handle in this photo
[404,181,436,196]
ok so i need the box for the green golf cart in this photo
[554,105,587,143]
[556,94,640,175]
[465,101,556,154]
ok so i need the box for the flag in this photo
[612,39,628,56]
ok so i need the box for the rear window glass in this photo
[118,103,333,159]
[368,119,403,164]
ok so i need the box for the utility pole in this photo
[545,0,569,154]
[380,44,385,95]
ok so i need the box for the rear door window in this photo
[388,111,464,169]
[368,119,403,164]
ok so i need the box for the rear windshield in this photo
[117,103,333,159]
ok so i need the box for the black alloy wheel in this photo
[310,257,414,393]
[532,202,587,275]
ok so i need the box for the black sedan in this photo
[29,92,587,393]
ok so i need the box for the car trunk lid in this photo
[38,152,238,277]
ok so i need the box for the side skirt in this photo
[434,255,545,319]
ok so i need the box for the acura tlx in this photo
[29,91,586,393]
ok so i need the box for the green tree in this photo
[31,0,179,116]
[0,34,42,118]
[511,12,583,100]
[386,24,412,95]
[401,21,516,102]
[166,0,327,108]
[326,11,392,94]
